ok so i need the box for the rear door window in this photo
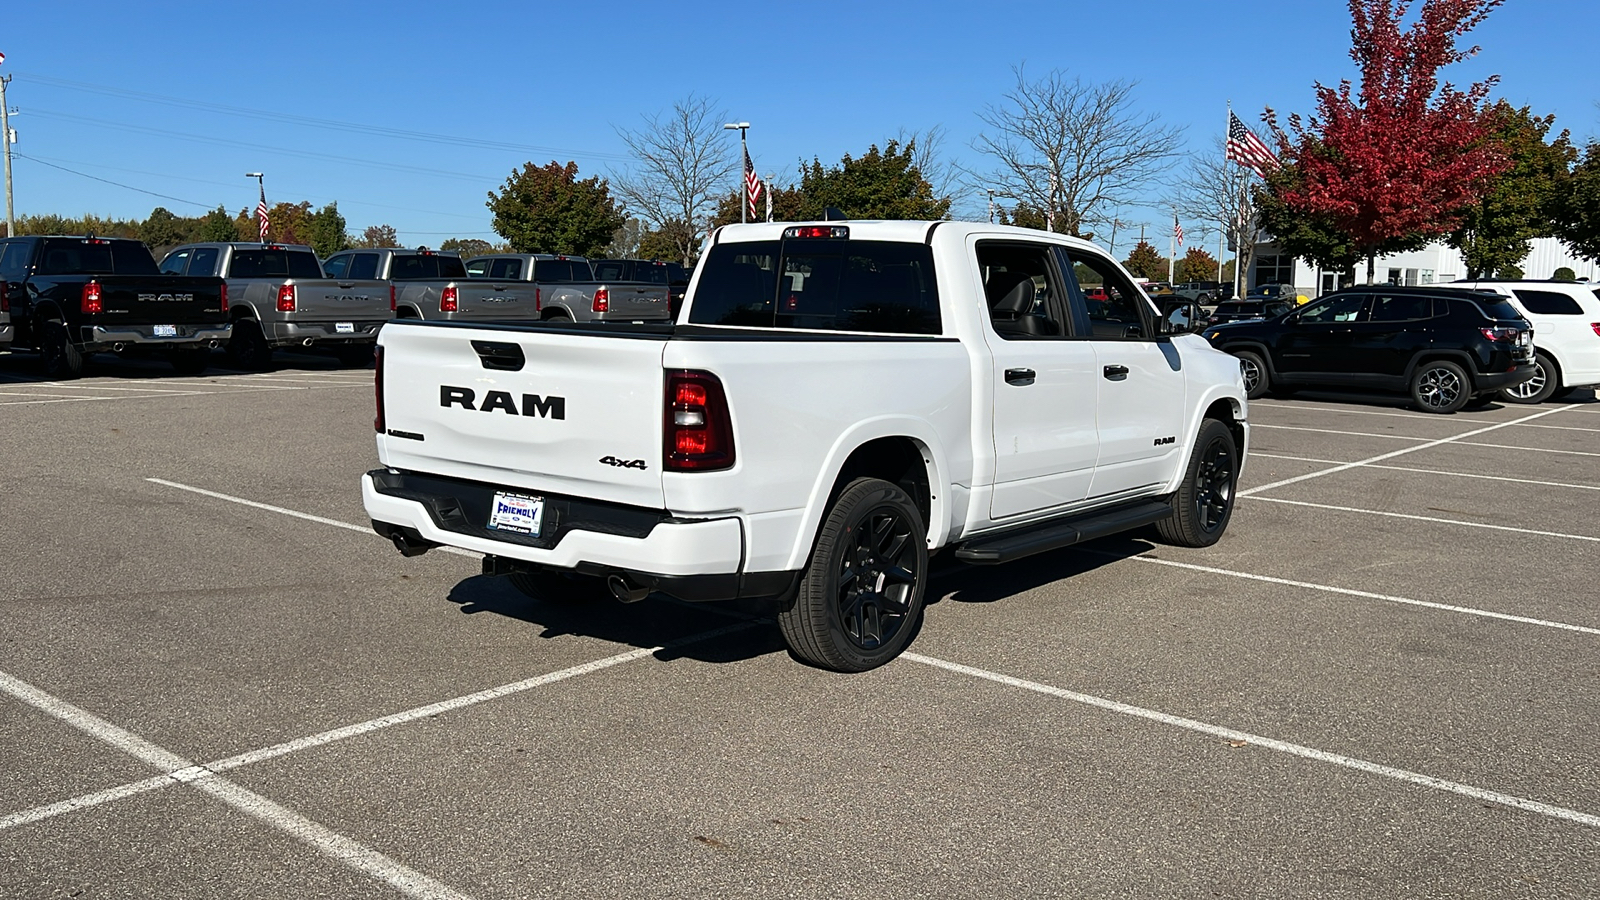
[188,247,220,277]
[160,250,191,275]
[689,239,942,335]
[1367,294,1432,321]
[1299,294,1366,323]
[977,242,1071,338]
[1512,289,1584,315]
[322,254,352,279]
[465,259,490,278]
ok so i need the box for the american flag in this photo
[1174,218,1184,248]
[743,146,762,221]
[1226,110,1279,179]
[256,184,270,242]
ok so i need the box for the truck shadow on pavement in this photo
[444,574,786,665]
[928,535,1156,606]
[0,347,364,382]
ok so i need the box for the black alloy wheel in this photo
[1410,360,1470,414]
[39,320,85,379]
[227,319,273,371]
[1234,350,1268,400]
[1156,418,1238,548]
[778,477,929,672]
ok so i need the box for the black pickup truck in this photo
[0,235,230,377]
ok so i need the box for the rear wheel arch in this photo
[1404,349,1478,386]
[827,437,934,533]
[395,306,421,319]
[788,432,948,572]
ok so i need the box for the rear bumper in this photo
[268,319,386,346]
[362,470,786,601]
[1475,364,1536,392]
[82,323,231,350]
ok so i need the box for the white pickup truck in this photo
[363,221,1248,671]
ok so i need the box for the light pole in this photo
[1,73,15,237]
[245,172,265,243]
[723,122,750,223]
[765,172,775,222]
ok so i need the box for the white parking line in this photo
[1109,553,1600,636]
[1453,441,1600,459]
[1244,495,1600,543]
[0,396,113,406]
[1250,424,1434,441]
[1250,401,1497,424]
[903,653,1600,830]
[146,478,478,559]
[1240,403,1580,497]
[1250,452,1600,492]
[0,669,478,900]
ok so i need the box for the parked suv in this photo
[1206,298,1294,327]
[1449,280,1600,403]
[1202,285,1535,413]
[1173,281,1230,303]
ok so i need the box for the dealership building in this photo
[1250,236,1599,297]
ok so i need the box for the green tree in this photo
[1447,103,1576,278]
[488,160,624,257]
[997,201,1050,231]
[1254,160,1428,277]
[1497,263,1523,278]
[264,201,313,245]
[439,238,500,258]
[637,220,698,261]
[1552,266,1576,281]
[140,207,190,250]
[354,224,400,248]
[1176,247,1219,283]
[304,203,350,258]
[233,208,257,242]
[1122,240,1169,281]
[197,206,241,242]
[796,140,949,221]
[1551,143,1600,263]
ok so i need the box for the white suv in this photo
[1452,280,1600,403]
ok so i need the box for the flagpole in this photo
[1168,210,1176,285]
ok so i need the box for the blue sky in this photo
[1,0,1594,246]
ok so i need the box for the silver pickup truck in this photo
[161,242,390,368]
[323,248,475,324]
[462,254,672,323]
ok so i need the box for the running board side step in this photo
[953,498,1173,565]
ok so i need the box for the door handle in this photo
[1004,368,1036,386]
[1103,365,1129,381]
[337,282,355,288]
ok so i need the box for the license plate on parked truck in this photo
[153,325,178,337]
[487,492,544,536]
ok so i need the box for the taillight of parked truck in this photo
[535,287,541,311]
[373,345,385,433]
[81,282,103,315]
[592,287,609,313]
[389,284,396,312]
[277,284,296,312]
[664,370,734,472]
[441,286,458,313]
[219,282,228,313]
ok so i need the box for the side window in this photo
[188,247,219,277]
[975,242,1069,339]
[0,241,30,280]
[1299,294,1367,323]
[465,259,490,278]
[1368,294,1431,321]
[1064,249,1150,339]
[348,253,379,280]
[159,250,191,275]
[322,254,352,279]
[488,258,521,280]
[1512,289,1583,316]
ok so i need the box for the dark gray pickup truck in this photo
[0,235,229,377]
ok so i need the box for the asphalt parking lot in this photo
[1,349,1597,899]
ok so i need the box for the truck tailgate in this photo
[604,284,671,320]
[378,323,668,509]
[290,278,390,319]
[96,275,226,323]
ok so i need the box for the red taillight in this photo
[277,283,296,312]
[373,345,385,433]
[535,286,541,311]
[1480,326,1519,343]
[664,370,734,471]
[81,282,103,315]
[592,287,609,313]
[219,281,228,313]
[389,284,396,312]
[1591,323,1600,338]
[783,225,848,239]
[440,285,458,313]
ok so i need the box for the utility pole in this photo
[1,74,15,237]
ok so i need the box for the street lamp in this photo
[245,173,265,242]
[723,122,750,223]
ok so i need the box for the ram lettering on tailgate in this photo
[439,385,565,419]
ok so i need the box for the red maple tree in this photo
[1265,0,1510,282]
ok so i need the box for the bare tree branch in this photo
[969,66,1185,236]
[612,94,737,264]
[1165,137,1267,288]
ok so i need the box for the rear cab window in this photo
[229,249,324,279]
[38,239,159,276]
[689,238,941,335]
[390,254,468,280]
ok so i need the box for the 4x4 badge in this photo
[599,456,647,470]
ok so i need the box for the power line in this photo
[14,153,213,209]
[15,71,635,163]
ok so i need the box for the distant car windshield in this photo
[37,239,159,276]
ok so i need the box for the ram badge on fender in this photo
[363,219,1249,672]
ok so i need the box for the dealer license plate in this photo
[335,322,355,334]
[487,492,544,536]
[152,325,178,337]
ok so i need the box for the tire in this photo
[39,320,85,380]
[1234,350,1269,400]
[1499,351,1559,404]
[777,477,929,672]
[1155,419,1239,548]
[227,319,273,371]
[1410,359,1471,414]
[169,348,211,375]
[334,344,374,368]
[507,569,606,603]
[542,311,571,322]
